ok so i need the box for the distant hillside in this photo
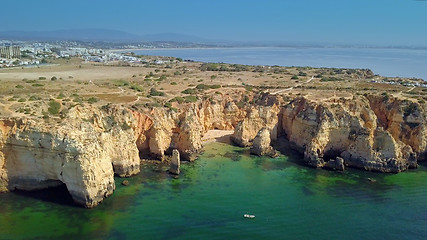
[0,29,208,43]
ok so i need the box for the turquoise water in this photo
[133,47,427,80]
[0,142,426,239]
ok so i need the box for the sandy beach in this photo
[202,130,234,144]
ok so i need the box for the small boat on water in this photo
[244,214,255,219]
[367,178,377,183]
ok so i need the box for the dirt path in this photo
[271,76,314,94]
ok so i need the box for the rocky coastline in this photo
[0,92,426,207]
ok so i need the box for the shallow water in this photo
[133,47,427,80]
[0,142,426,239]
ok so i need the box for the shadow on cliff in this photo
[12,184,78,207]
[272,136,306,166]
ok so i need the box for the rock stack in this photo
[169,149,180,175]
[250,128,278,157]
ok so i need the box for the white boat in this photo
[244,214,255,219]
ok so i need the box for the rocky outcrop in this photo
[0,105,141,208]
[169,149,180,175]
[231,105,280,147]
[324,157,345,171]
[280,96,427,173]
[251,128,278,157]
[1,92,425,208]
[141,100,247,161]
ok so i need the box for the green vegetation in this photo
[87,97,99,104]
[320,77,344,82]
[130,84,144,92]
[403,102,418,117]
[114,80,130,86]
[57,92,66,99]
[15,85,24,89]
[184,95,198,103]
[169,96,185,104]
[381,92,389,101]
[51,76,57,81]
[181,88,197,94]
[291,75,299,80]
[23,79,36,83]
[39,77,46,80]
[200,63,249,72]
[149,88,164,97]
[48,100,61,115]
[29,95,41,101]
[170,82,177,85]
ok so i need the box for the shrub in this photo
[87,97,99,104]
[181,88,197,94]
[39,77,46,80]
[130,84,144,92]
[114,80,129,86]
[196,84,210,90]
[149,88,164,96]
[170,82,177,85]
[291,75,299,80]
[320,77,344,82]
[15,85,24,89]
[381,92,389,101]
[184,95,198,103]
[29,95,41,101]
[18,98,26,102]
[169,96,185,104]
[48,100,61,115]
[403,102,418,117]
[51,76,57,81]
[57,92,66,99]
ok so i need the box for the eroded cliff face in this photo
[279,96,426,172]
[1,92,425,207]
[0,98,250,207]
[0,105,141,208]
[231,105,280,147]
[138,100,247,161]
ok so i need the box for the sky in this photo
[2,0,427,47]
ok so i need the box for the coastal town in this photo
[0,40,182,68]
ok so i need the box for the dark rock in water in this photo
[121,180,129,186]
[169,149,180,175]
[324,157,345,171]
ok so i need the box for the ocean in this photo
[132,47,427,80]
[1,142,426,239]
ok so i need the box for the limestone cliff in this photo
[250,128,278,157]
[279,96,426,173]
[231,105,280,147]
[139,100,247,161]
[0,105,141,207]
[1,92,425,208]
